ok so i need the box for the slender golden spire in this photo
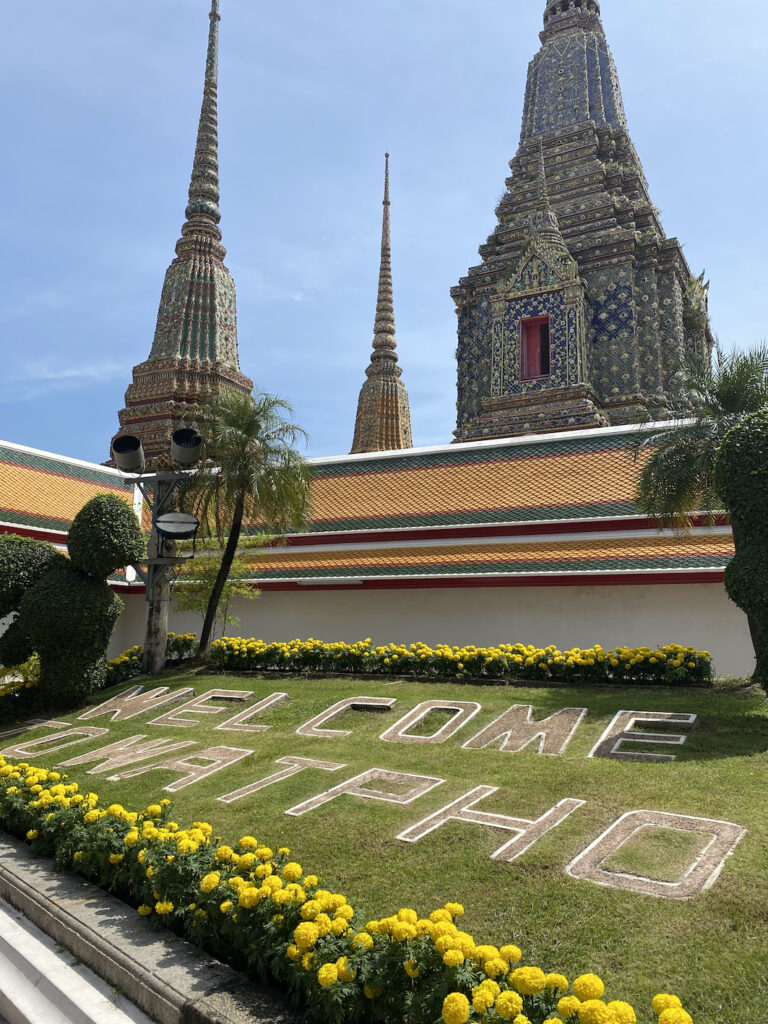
[350,154,413,454]
[183,0,222,241]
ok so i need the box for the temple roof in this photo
[0,425,733,588]
[0,441,134,536]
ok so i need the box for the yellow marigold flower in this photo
[155,901,173,915]
[443,949,464,968]
[330,918,348,937]
[301,952,315,971]
[315,913,332,937]
[145,804,162,818]
[238,887,260,909]
[109,853,124,865]
[606,1002,637,1024]
[512,1017,532,1024]
[73,851,85,862]
[391,921,417,942]
[545,973,569,991]
[294,921,320,952]
[495,990,524,1020]
[574,974,605,1002]
[442,992,470,1024]
[472,988,495,1013]
[430,908,453,924]
[577,999,613,1024]
[484,956,507,979]
[200,871,220,894]
[286,944,300,961]
[303,874,319,888]
[500,944,522,964]
[558,996,582,1020]
[83,810,100,824]
[317,963,338,988]
[334,903,354,921]
[444,902,464,917]
[282,862,303,882]
[652,995,683,1014]
[124,830,139,846]
[255,863,273,879]
[177,838,198,855]
[26,829,38,840]
[404,959,420,978]
[238,835,258,851]
[336,956,356,983]
[353,932,374,950]
[364,984,382,999]
[137,905,153,916]
[256,846,273,862]
[510,966,547,995]
[214,845,234,863]
[658,1011,693,1024]
[219,901,233,914]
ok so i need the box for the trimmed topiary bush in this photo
[0,495,145,709]
[714,407,768,689]
[0,534,64,618]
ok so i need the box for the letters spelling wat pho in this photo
[1,684,746,902]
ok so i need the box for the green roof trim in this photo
[0,509,73,532]
[0,446,132,490]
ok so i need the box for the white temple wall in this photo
[113,582,754,679]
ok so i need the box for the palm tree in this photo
[633,344,768,529]
[184,389,311,656]
[633,343,768,683]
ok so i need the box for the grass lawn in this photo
[3,673,767,1023]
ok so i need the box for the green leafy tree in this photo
[632,344,768,683]
[173,545,261,641]
[632,344,768,529]
[184,389,311,655]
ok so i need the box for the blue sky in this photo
[2,0,766,463]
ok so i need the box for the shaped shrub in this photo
[714,408,768,689]
[0,495,145,709]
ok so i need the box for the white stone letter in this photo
[218,755,346,804]
[2,727,108,760]
[397,786,585,862]
[150,689,252,728]
[77,685,194,722]
[566,809,747,899]
[58,735,195,774]
[296,696,397,738]
[218,692,289,733]
[116,746,252,792]
[589,711,697,762]
[380,700,481,744]
[463,705,587,756]
[286,768,444,816]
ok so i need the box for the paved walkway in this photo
[0,897,155,1024]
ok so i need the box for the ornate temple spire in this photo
[183,0,222,240]
[115,0,252,462]
[521,0,625,142]
[350,154,413,454]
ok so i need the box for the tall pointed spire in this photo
[351,154,413,454]
[183,0,222,240]
[115,0,252,462]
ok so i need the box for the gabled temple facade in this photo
[115,0,252,462]
[452,0,713,442]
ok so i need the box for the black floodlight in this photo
[155,512,200,541]
[112,434,145,474]
[170,427,203,467]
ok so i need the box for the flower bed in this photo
[209,638,712,687]
[0,756,696,1024]
[105,631,197,684]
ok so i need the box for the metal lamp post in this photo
[112,429,202,674]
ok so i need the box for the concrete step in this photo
[0,899,154,1024]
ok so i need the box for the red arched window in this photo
[521,316,551,380]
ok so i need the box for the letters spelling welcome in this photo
[1,686,746,900]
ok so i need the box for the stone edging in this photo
[0,832,299,1024]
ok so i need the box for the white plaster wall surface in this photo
[115,583,754,679]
